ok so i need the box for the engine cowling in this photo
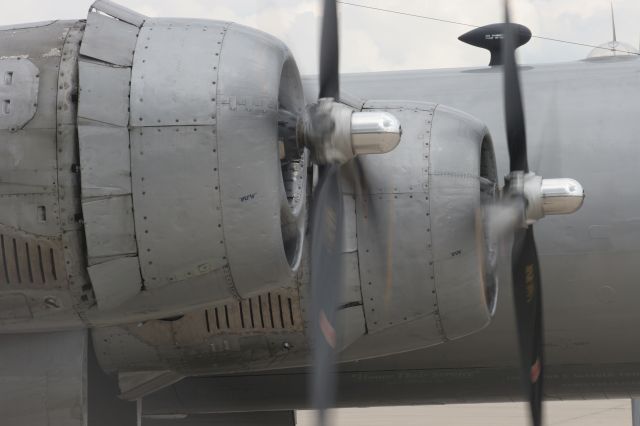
[339,100,498,360]
[93,100,499,379]
[77,6,308,319]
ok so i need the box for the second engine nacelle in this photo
[335,100,499,360]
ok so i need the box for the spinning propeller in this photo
[298,1,401,425]
[302,2,584,426]
[495,2,585,425]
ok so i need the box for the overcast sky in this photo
[2,0,639,74]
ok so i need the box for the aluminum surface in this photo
[216,23,304,297]
[56,21,95,324]
[428,104,495,339]
[78,61,131,126]
[79,121,132,198]
[87,257,141,310]
[130,126,225,287]
[0,129,57,197]
[0,58,39,131]
[80,11,140,66]
[356,101,435,194]
[0,331,88,426]
[0,20,89,331]
[82,195,137,263]
[358,193,436,331]
[129,20,226,126]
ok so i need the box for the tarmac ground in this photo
[297,399,632,425]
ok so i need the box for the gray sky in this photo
[2,0,639,74]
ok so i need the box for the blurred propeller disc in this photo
[502,2,545,425]
[309,1,343,425]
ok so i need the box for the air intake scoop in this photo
[459,23,532,66]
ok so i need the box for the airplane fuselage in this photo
[143,57,640,414]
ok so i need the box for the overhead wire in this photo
[336,1,640,56]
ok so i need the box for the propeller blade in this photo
[482,197,526,242]
[503,2,544,425]
[311,2,344,423]
[310,164,344,426]
[512,226,544,426]
[503,2,528,174]
[319,0,340,99]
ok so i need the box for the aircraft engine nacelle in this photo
[339,100,500,360]
[77,6,310,318]
[0,1,310,330]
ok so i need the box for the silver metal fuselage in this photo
[1,15,640,413]
[137,57,640,415]
[317,56,640,401]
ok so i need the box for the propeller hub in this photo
[351,110,402,155]
[505,172,585,225]
[298,99,402,165]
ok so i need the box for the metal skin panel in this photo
[83,195,137,262]
[0,330,88,426]
[88,257,142,310]
[86,267,232,327]
[0,20,71,131]
[357,101,435,194]
[92,287,308,376]
[0,128,57,200]
[0,190,59,240]
[0,22,83,332]
[335,304,366,353]
[79,121,132,198]
[354,102,495,344]
[357,193,437,333]
[216,24,301,297]
[93,316,310,376]
[56,21,95,325]
[91,0,146,28]
[130,20,227,127]
[80,11,140,67]
[0,58,39,130]
[0,294,31,320]
[78,60,131,126]
[130,126,225,287]
[355,104,439,339]
[428,105,494,340]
